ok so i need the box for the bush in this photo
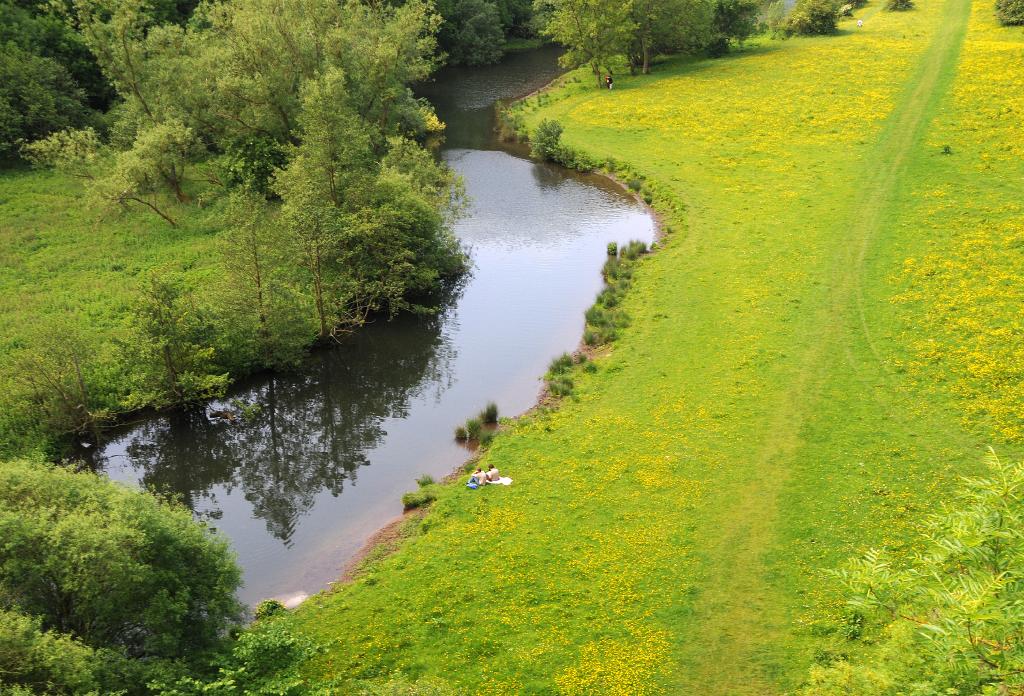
[0,608,99,694]
[402,487,438,510]
[997,0,1024,23]
[548,352,574,376]
[607,242,618,256]
[0,458,242,660]
[621,240,648,260]
[465,417,482,440]
[530,119,564,162]
[478,430,495,448]
[480,402,499,424]
[548,376,574,397]
[254,599,287,621]
[885,0,914,10]
[150,621,321,695]
[416,474,436,487]
[454,425,468,441]
[785,0,839,35]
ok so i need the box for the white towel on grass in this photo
[488,477,513,486]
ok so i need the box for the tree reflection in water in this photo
[102,287,459,546]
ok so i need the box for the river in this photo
[90,46,655,606]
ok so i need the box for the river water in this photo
[91,46,654,606]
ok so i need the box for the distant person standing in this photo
[605,74,614,90]
[857,19,864,26]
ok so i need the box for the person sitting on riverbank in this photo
[468,467,484,488]
[485,465,500,483]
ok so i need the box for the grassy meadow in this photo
[0,168,228,453]
[285,0,1024,693]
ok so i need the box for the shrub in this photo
[548,377,574,397]
[454,425,468,441]
[0,608,99,694]
[785,0,839,35]
[607,242,618,256]
[0,458,242,660]
[416,474,436,487]
[621,240,649,260]
[254,599,286,621]
[627,178,643,191]
[885,0,914,10]
[480,402,499,424]
[530,119,564,162]
[997,0,1024,23]
[402,487,438,510]
[548,352,574,375]
[478,430,495,448]
[465,418,482,440]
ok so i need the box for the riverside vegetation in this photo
[3,0,1024,692]
[275,0,1024,693]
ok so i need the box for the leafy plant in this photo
[785,0,839,35]
[804,450,1024,694]
[997,0,1024,24]
[530,119,564,162]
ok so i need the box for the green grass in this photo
[0,167,224,453]
[285,0,1024,692]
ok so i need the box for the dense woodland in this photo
[3,0,1022,692]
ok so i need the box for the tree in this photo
[217,190,310,368]
[24,121,198,226]
[124,272,229,408]
[0,43,93,159]
[0,607,100,695]
[784,0,839,35]
[0,0,113,110]
[997,0,1024,24]
[274,68,374,340]
[436,0,506,66]
[331,0,442,137]
[628,0,711,74]
[802,450,1024,695]
[708,0,760,56]
[96,119,201,217]
[534,0,634,87]
[0,458,242,659]
[530,118,564,161]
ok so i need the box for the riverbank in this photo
[285,0,1024,692]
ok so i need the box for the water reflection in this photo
[111,301,457,546]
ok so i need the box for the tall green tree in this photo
[534,0,634,87]
[0,43,93,159]
[436,0,506,65]
[217,190,310,368]
[708,0,760,55]
[628,0,711,74]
